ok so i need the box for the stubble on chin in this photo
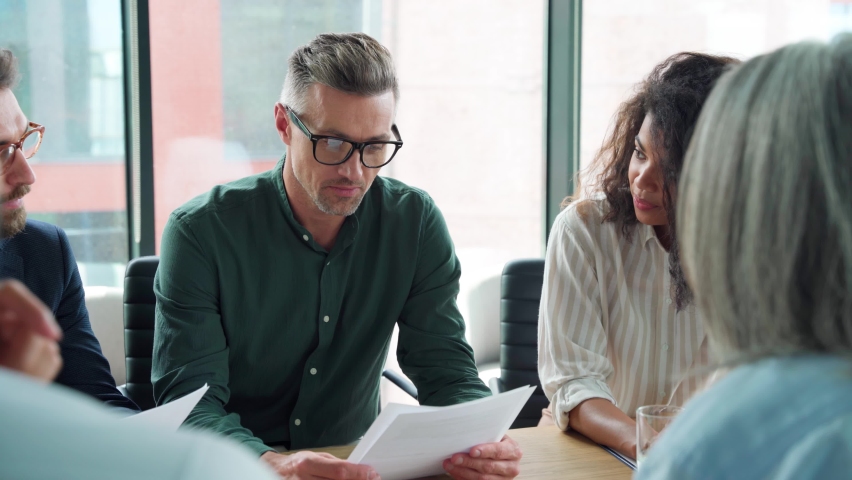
[314,190,364,217]
[292,165,367,217]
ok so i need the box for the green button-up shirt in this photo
[152,157,490,456]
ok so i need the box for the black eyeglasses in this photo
[284,104,403,168]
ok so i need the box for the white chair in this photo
[84,286,126,385]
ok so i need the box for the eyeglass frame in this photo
[0,122,45,174]
[282,104,403,168]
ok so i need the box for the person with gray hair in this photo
[153,33,522,479]
[636,35,852,479]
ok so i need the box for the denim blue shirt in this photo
[636,354,852,479]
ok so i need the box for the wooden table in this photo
[306,426,632,479]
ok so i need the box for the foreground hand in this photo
[0,323,62,381]
[0,280,62,381]
[443,435,522,480]
[261,451,379,480]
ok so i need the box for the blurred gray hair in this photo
[0,48,20,90]
[679,34,852,362]
[279,33,399,116]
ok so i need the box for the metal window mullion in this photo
[543,0,582,249]
[122,0,155,259]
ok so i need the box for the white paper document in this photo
[122,384,209,432]
[348,385,535,480]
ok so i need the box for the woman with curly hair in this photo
[537,52,737,459]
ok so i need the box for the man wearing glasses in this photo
[153,33,522,479]
[0,49,138,413]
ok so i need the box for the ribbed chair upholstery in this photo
[494,259,548,429]
[123,256,159,411]
[120,256,418,412]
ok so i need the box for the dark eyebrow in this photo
[365,132,392,142]
[318,128,391,143]
[634,136,646,152]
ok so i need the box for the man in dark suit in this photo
[0,48,138,412]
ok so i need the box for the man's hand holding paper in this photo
[443,435,522,480]
[348,386,534,480]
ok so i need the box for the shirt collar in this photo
[641,222,659,248]
[273,153,361,254]
[273,153,301,231]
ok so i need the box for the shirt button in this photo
[302,235,309,241]
[323,315,330,323]
[310,368,317,375]
[666,298,673,305]
[662,343,669,351]
[660,391,666,398]
[295,419,301,426]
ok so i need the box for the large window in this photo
[0,0,128,287]
[580,0,852,174]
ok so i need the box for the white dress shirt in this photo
[538,198,708,430]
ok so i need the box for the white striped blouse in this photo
[538,198,708,431]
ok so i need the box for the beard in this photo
[1,185,30,239]
[294,170,366,217]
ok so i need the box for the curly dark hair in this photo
[587,52,739,310]
[0,48,20,90]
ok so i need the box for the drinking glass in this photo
[636,405,682,468]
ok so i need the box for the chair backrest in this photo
[499,258,548,429]
[123,256,159,411]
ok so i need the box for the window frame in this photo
[122,0,156,257]
[543,0,582,245]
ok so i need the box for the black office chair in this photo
[490,258,549,429]
[122,256,159,410]
[119,256,417,411]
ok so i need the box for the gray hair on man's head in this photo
[279,32,399,116]
[679,34,852,363]
[0,48,20,90]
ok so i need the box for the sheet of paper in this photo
[348,385,535,480]
[122,383,209,432]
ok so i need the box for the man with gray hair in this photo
[153,33,522,479]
